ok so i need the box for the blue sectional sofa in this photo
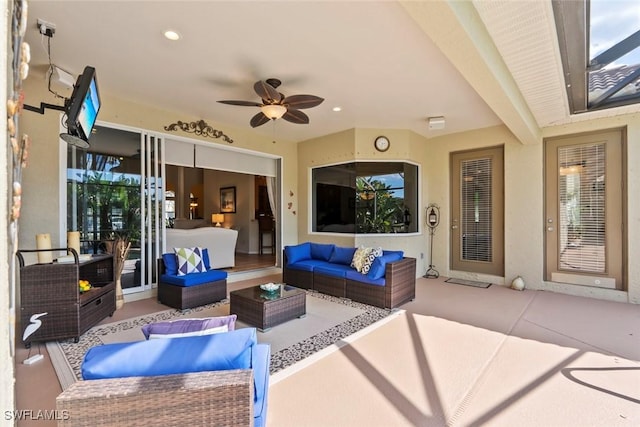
[57,328,270,427]
[283,242,416,308]
[157,250,228,310]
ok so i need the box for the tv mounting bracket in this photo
[23,101,68,115]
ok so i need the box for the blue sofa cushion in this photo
[315,264,353,278]
[252,343,271,427]
[163,250,211,276]
[329,246,357,265]
[346,269,386,286]
[367,251,404,280]
[160,269,227,287]
[162,253,178,275]
[82,328,258,380]
[284,259,329,272]
[284,242,311,265]
[310,243,335,261]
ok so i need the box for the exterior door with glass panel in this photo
[544,130,623,289]
[450,147,504,276]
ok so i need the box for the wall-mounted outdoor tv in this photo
[61,66,101,148]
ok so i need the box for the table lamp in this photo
[212,213,224,227]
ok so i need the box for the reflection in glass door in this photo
[67,127,144,290]
[66,126,165,293]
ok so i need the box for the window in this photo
[312,162,418,234]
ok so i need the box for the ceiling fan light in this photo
[261,104,287,119]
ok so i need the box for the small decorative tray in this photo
[259,283,280,292]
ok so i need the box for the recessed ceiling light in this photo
[163,30,181,41]
[332,106,342,112]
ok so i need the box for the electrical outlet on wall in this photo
[37,18,56,37]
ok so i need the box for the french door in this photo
[450,146,504,276]
[544,129,624,289]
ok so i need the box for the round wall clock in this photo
[374,136,390,152]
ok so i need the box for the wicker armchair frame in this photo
[157,259,227,310]
[57,370,254,426]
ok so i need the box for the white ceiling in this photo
[22,1,629,144]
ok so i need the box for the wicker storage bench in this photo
[57,370,254,426]
[157,258,227,310]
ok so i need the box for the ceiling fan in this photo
[218,78,324,128]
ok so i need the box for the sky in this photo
[590,0,640,68]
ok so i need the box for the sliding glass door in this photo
[66,126,165,293]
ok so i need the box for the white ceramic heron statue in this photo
[23,312,47,342]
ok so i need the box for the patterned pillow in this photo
[361,247,383,274]
[174,247,206,276]
[351,246,373,273]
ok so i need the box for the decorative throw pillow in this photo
[141,315,237,340]
[351,246,373,273]
[361,247,383,274]
[174,247,206,276]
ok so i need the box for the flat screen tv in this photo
[60,66,101,149]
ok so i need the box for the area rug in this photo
[445,278,492,288]
[46,291,395,390]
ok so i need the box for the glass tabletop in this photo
[230,284,304,302]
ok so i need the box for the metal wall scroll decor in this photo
[164,119,234,143]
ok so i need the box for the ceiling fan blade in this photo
[217,100,262,107]
[250,112,271,128]
[283,95,324,110]
[282,109,310,124]
[254,80,282,103]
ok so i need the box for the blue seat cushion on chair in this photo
[284,242,311,265]
[310,243,335,261]
[367,252,404,280]
[82,328,258,380]
[315,264,352,278]
[252,343,271,427]
[329,246,357,265]
[345,269,386,286]
[285,259,328,272]
[160,269,227,287]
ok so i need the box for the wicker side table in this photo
[230,285,306,331]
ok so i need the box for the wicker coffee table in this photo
[230,284,306,331]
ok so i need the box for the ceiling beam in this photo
[400,0,541,145]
